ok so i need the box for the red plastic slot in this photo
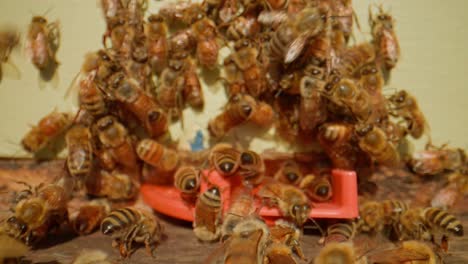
[141,169,358,222]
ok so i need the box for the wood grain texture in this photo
[0,160,466,263]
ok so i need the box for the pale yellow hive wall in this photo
[0,0,467,157]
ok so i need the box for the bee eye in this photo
[148,110,161,122]
[208,187,220,197]
[371,68,378,74]
[312,69,320,75]
[240,152,254,165]
[241,104,252,116]
[303,204,310,211]
[98,118,113,130]
[184,179,197,191]
[324,83,333,91]
[286,172,299,182]
[291,204,301,216]
[316,185,329,197]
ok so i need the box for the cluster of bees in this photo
[0,0,467,263]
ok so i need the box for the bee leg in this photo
[144,234,156,257]
[441,235,449,252]
[121,225,140,257]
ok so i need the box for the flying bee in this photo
[389,90,428,140]
[101,207,164,258]
[258,181,311,226]
[95,116,138,172]
[191,17,221,68]
[72,199,110,235]
[26,15,60,86]
[324,221,357,244]
[266,219,305,263]
[220,217,270,264]
[369,5,400,72]
[111,74,168,138]
[299,174,333,202]
[260,6,329,64]
[355,124,400,167]
[208,93,256,138]
[21,110,72,154]
[274,160,303,186]
[87,169,139,201]
[183,57,204,109]
[194,186,223,242]
[317,122,357,170]
[221,188,256,240]
[333,42,375,77]
[238,150,265,186]
[209,143,240,177]
[298,66,328,131]
[398,207,463,251]
[146,14,168,75]
[409,146,466,176]
[0,27,20,82]
[174,166,201,205]
[136,138,180,175]
[4,183,68,245]
[66,125,93,186]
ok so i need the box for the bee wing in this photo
[367,246,430,263]
[284,33,308,64]
[257,11,288,26]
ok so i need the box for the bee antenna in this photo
[307,216,325,237]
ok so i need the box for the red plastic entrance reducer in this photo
[141,169,359,222]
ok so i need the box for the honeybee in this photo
[146,14,168,75]
[191,17,220,68]
[333,43,375,77]
[230,39,267,98]
[158,1,205,26]
[398,207,463,251]
[174,166,201,204]
[208,143,241,177]
[326,0,354,43]
[238,150,265,186]
[87,169,139,201]
[325,78,372,122]
[266,219,305,263]
[0,28,20,82]
[0,234,28,263]
[4,183,68,245]
[408,147,466,176]
[100,0,124,27]
[208,93,256,138]
[358,199,408,235]
[124,0,147,29]
[156,60,185,118]
[223,13,261,41]
[366,240,441,264]
[324,221,357,244]
[95,116,138,172]
[358,63,388,122]
[314,242,367,264]
[221,188,256,240]
[389,90,428,140]
[274,160,303,186]
[26,15,60,85]
[182,57,204,109]
[262,7,329,64]
[299,174,332,202]
[136,138,180,174]
[169,29,196,60]
[298,66,328,132]
[78,76,108,118]
[221,217,270,264]
[193,186,223,242]
[101,207,164,258]
[369,5,400,72]
[21,110,72,154]
[111,74,168,138]
[258,181,311,226]
[355,124,400,167]
[72,199,110,235]
[317,122,357,170]
[66,125,93,186]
